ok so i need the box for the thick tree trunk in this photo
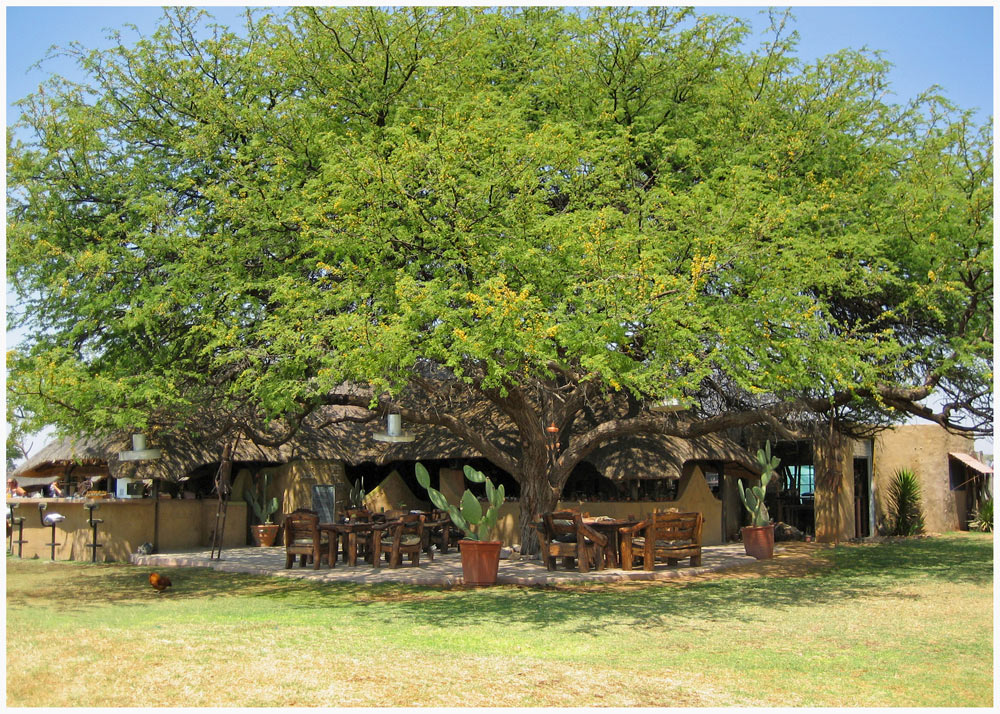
[517,455,561,556]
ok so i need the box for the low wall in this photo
[6,498,247,562]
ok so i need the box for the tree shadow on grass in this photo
[822,534,993,586]
[7,534,991,632]
[4,561,325,612]
[377,534,995,635]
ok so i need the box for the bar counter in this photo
[6,497,247,561]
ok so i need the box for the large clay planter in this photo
[252,524,280,547]
[741,524,775,560]
[459,539,502,586]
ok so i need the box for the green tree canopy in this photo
[7,7,992,545]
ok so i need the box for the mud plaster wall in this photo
[873,425,974,533]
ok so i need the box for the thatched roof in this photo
[12,407,482,482]
[589,433,758,480]
[14,407,755,483]
[13,434,109,475]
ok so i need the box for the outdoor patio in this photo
[130,542,785,586]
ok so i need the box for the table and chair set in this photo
[283,506,457,571]
[535,510,704,573]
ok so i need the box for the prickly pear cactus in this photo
[738,441,781,527]
[415,462,505,541]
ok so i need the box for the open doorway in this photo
[853,456,872,538]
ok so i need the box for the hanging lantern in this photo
[545,422,560,458]
[373,413,416,443]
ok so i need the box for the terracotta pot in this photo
[459,539,502,586]
[741,524,775,560]
[252,524,280,547]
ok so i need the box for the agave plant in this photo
[738,441,780,527]
[968,498,993,533]
[415,462,504,541]
[887,468,924,536]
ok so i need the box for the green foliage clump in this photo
[886,468,924,536]
[968,498,993,533]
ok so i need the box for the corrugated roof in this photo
[948,452,993,475]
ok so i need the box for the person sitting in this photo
[47,482,64,497]
[6,479,27,498]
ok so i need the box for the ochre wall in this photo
[873,425,973,533]
[6,498,246,561]
[723,464,757,541]
[273,460,348,520]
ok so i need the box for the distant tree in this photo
[7,7,992,548]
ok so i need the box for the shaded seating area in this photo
[536,511,608,573]
[283,508,332,569]
[620,511,703,570]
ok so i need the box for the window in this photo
[703,471,721,497]
[799,465,815,497]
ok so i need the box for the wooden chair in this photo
[283,509,330,570]
[536,511,608,573]
[424,509,465,554]
[345,508,372,522]
[619,511,703,571]
[373,513,427,568]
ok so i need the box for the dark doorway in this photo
[853,457,871,538]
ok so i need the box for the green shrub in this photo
[968,498,993,533]
[887,468,924,536]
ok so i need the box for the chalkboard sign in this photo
[311,484,337,524]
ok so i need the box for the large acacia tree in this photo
[8,7,992,547]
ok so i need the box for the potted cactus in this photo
[244,472,280,546]
[348,479,366,509]
[738,441,780,559]
[415,462,505,585]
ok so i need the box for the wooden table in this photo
[320,521,396,567]
[583,517,639,569]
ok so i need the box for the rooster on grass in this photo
[149,572,172,594]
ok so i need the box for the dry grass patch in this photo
[7,534,993,707]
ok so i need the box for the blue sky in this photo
[5,3,995,125]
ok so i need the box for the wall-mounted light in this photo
[373,413,416,443]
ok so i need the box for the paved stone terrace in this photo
[131,543,782,586]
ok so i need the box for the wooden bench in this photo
[619,511,703,570]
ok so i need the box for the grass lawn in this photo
[6,533,993,707]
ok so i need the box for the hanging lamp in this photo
[373,413,416,443]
